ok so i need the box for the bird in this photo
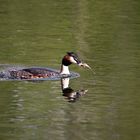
[8,52,91,79]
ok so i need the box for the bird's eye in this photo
[73,57,81,64]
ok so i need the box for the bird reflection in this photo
[61,78,88,102]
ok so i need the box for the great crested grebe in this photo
[8,52,91,79]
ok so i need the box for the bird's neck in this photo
[60,64,70,75]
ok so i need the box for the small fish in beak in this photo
[79,63,92,70]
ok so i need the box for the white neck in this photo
[60,65,70,75]
[61,78,70,89]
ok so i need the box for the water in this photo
[0,0,140,140]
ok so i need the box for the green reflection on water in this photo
[0,0,140,140]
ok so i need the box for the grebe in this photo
[8,52,91,79]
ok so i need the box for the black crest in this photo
[67,52,81,64]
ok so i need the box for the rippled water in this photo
[0,0,140,140]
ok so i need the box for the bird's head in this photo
[62,52,91,69]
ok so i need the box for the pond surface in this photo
[0,0,140,140]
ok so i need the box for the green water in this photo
[0,0,140,140]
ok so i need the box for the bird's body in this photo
[9,67,59,79]
[0,52,91,80]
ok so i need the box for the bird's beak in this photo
[78,62,92,70]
